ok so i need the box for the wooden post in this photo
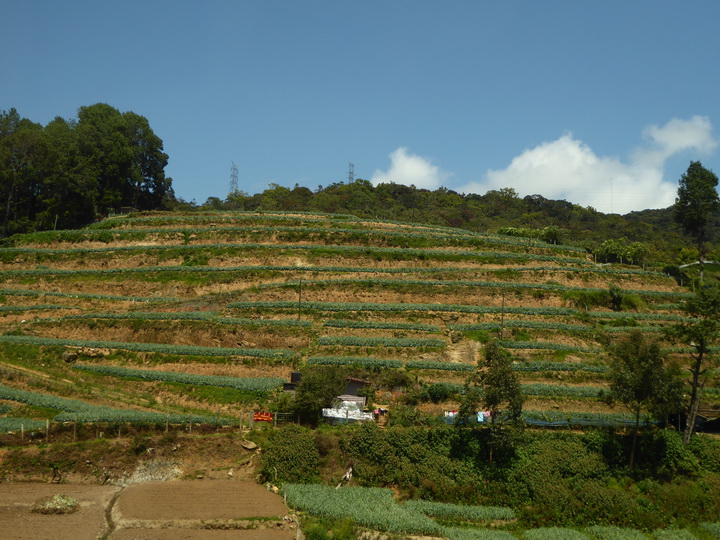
[46,419,50,443]
[20,423,24,441]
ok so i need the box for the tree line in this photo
[0,103,173,237]
[199,169,719,268]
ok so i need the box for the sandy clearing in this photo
[0,482,118,540]
[114,480,289,521]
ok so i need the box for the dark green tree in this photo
[0,111,48,236]
[291,366,347,426]
[458,341,523,463]
[459,340,524,424]
[668,285,720,443]
[604,330,684,467]
[674,161,719,283]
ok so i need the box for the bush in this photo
[31,494,79,514]
[260,424,320,484]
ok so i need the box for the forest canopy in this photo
[0,104,173,236]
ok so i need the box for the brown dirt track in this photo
[0,480,296,540]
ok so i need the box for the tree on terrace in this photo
[668,285,720,443]
[603,330,684,467]
[459,340,523,462]
[674,161,719,283]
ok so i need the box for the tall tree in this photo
[674,161,719,283]
[459,340,524,424]
[604,330,684,467]
[0,111,47,237]
[459,340,523,463]
[76,103,169,215]
[669,285,720,443]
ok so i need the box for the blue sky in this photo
[3,1,719,214]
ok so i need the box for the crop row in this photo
[497,341,599,353]
[60,312,312,327]
[0,288,178,303]
[306,356,606,374]
[307,356,405,369]
[0,335,297,359]
[323,319,441,332]
[437,383,605,399]
[73,364,284,393]
[0,383,229,425]
[228,301,693,324]
[0,243,590,264]
[23,225,585,253]
[281,483,442,535]
[0,263,665,280]
[260,278,689,301]
[522,410,644,427]
[0,305,69,312]
[317,336,447,348]
[228,301,578,316]
[403,499,515,521]
[89,211,584,246]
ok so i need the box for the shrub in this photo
[260,424,320,484]
[31,494,79,514]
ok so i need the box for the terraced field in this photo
[0,210,715,430]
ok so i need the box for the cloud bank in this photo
[371,147,450,190]
[460,116,717,214]
[371,116,717,215]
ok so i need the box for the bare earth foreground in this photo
[0,480,296,540]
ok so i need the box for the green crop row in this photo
[26,224,585,253]
[512,361,608,373]
[317,336,446,348]
[0,243,590,264]
[0,288,179,303]
[522,410,641,426]
[0,263,664,280]
[522,383,604,398]
[73,364,284,393]
[228,301,577,317]
[260,278,689,301]
[406,360,474,372]
[403,499,515,521]
[0,383,229,425]
[0,305,69,312]
[323,319,440,332]
[60,312,312,327]
[307,356,404,369]
[0,335,297,360]
[0,418,47,432]
[281,483,442,535]
[498,341,599,353]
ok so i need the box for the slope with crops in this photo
[0,209,711,432]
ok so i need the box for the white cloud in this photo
[458,116,718,214]
[371,147,450,190]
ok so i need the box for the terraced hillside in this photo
[0,210,715,431]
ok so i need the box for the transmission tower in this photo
[229,162,239,195]
[348,163,355,183]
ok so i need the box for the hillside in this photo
[0,209,715,432]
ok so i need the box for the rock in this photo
[241,440,257,451]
